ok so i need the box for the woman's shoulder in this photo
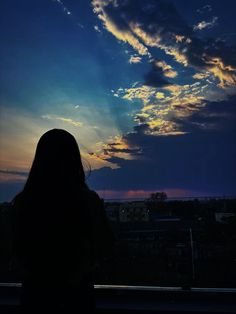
[82,188,103,205]
[11,191,24,207]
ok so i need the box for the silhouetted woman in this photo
[12,129,113,313]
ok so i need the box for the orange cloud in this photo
[193,72,210,80]
[155,60,178,78]
[204,56,236,88]
[96,188,206,199]
[0,172,26,183]
[129,55,142,64]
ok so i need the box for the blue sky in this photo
[0,0,236,201]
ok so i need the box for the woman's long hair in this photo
[22,129,87,199]
[13,129,93,279]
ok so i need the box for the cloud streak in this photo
[42,114,83,127]
[0,169,28,177]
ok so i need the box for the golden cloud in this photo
[155,60,178,78]
[175,35,192,44]
[156,92,165,99]
[193,72,210,80]
[92,1,149,56]
[203,56,236,88]
[129,55,142,64]
[120,79,208,136]
[147,119,186,136]
[122,85,156,103]
[90,134,141,163]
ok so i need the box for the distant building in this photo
[105,203,120,222]
[148,201,173,222]
[215,212,235,223]
[150,213,180,222]
[119,201,149,222]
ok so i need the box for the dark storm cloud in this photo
[133,124,149,133]
[103,0,192,36]
[144,63,170,87]
[186,37,236,69]
[176,96,236,133]
[89,95,236,194]
[101,140,143,157]
[89,128,236,194]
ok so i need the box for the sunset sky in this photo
[0,0,236,201]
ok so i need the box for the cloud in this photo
[154,60,178,78]
[42,114,83,127]
[129,55,142,64]
[144,63,171,87]
[90,135,142,165]
[122,85,156,104]
[178,96,236,133]
[0,169,28,177]
[193,16,218,31]
[115,81,207,137]
[197,5,212,14]
[92,0,191,65]
[0,104,125,186]
[3,0,234,200]
[193,72,210,80]
[91,0,236,145]
[92,0,150,56]
[88,119,236,195]
[203,56,236,88]
[96,188,202,199]
[0,106,49,178]
[110,72,235,143]
[0,169,27,184]
[93,0,236,88]
[145,119,185,136]
[94,25,101,33]
[156,92,165,99]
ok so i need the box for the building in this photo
[119,201,149,222]
[215,212,235,223]
[105,203,120,222]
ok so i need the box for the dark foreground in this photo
[0,284,236,314]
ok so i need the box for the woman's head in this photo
[23,129,86,196]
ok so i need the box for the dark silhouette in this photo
[12,129,113,313]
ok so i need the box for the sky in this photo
[0,0,236,201]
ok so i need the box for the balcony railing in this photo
[1,283,236,313]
